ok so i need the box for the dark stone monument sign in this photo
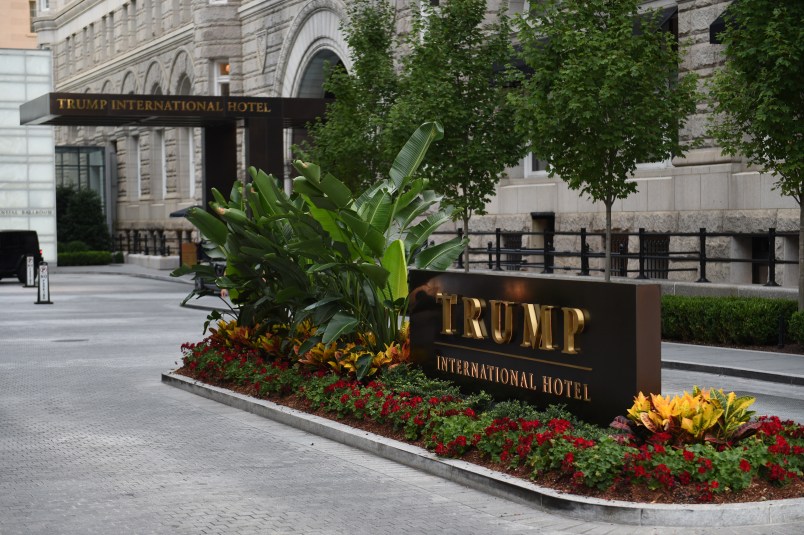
[408,270,661,425]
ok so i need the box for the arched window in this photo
[296,50,341,98]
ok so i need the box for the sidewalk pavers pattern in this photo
[0,271,802,534]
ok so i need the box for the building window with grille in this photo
[213,61,230,96]
[129,0,138,47]
[127,135,141,200]
[29,1,37,33]
[643,234,670,279]
[55,147,107,213]
[38,0,49,12]
[151,129,167,200]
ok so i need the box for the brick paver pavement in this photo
[0,274,800,534]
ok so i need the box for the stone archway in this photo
[275,1,351,98]
[168,49,194,95]
[296,49,342,98]
[275,3,349,184]
[120,71,139,94]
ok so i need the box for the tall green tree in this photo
[513,0,698,281]
[707,0,804,308]
[388,0,525,270]
[302,0,400,191]
[56,185,111,251]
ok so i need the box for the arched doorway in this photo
[296,49,342,98]
[290,49,345,162]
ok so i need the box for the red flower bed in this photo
[177,333,804,504]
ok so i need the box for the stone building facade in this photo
[481,0,798,287]
[30,0,798,286]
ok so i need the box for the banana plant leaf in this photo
[389,122,444,188]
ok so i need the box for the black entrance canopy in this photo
[20,92,330,207]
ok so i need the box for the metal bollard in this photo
[35,262,52,305]
[24,255,36,287]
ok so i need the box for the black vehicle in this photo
[0,230,43,282]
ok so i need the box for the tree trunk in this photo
[799,203,803,310]
[463,214,470,273]
[604,200,613,283]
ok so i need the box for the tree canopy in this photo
[708,0,803,200]
[301,0,400,192]
[387,0,525,248]
[707,0,804,306]
[56,185,111,251]
[513,0,699,281]
[304,0,524,267]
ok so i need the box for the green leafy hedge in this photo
[661,295,797,346]
[57,251,113,266]
[788,311,804,345]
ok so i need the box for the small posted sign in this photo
[25,256,35,287]
[35,262,52,305]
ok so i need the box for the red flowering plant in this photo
[179,329,803,503]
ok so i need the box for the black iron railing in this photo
[437,227,797,286]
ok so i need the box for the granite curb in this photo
[162,372,804,528]
[662,360,804,386]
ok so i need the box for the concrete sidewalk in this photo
[51,263,804,387]
[663,342,804,386]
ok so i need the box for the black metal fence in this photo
[115,229,194,260]
[113,225,798,286]
[439,227,797,286]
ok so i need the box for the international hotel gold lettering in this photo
[435,293,588,355]
[56,98,272,114]
[433,292,592,402]
[435,355,591,402]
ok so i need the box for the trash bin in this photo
[181,242,198,267]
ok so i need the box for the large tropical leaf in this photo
[355,263,390,289]
[355,353,375,381]
[322,312,359,345]
[293,160,321,182]
[339,210,386,257]
[186,207,228,246]
[395,190,441,229]
[389,122,444,189]
[381,239,407,302]
[413,237,466,270]
[318,173,354,210]
[404,212,452,256]
[357,189,393,235]
[306,204,365,259]
[250,167,292,215]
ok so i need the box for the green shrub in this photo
[788,311,804,345]
[56,186,111,251]
[661,295,797,346]
[57,251,113,266]
[57,240,90,253]
[379,364,462,399]
[111,251,125,264]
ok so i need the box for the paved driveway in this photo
[0,274,799,534]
